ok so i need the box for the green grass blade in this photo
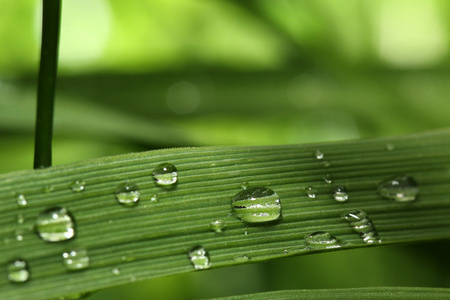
[1,130,450,299]
[211,287,450,300]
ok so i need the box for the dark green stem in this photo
[34,0,62,169]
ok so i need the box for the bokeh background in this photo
[1,0,450,299]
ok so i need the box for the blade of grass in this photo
[34,0,61,169]
[1,130,450,299]
[211,287,450,300]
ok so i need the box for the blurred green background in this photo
[1,0,450,299]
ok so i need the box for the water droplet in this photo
[17,214,25,224]
[342,210,381,244]
[321,161,331,168]
[305,186,317,198]
[150,194,158,202]
[6,259,30,283]
[15,229,24,241]
[115,182,140,206]
[323,174,333,184]
[231,186,281,223]
[71,180,85,193]
[35,207,76,242]
[112,267,121,275]
[153,163,178,186]
[305,231,342,249]
[43,185,54,193]
[377,175,419,202]
[16,194,27,207]
[241,181,250,189]
[188,246,211,270]
[48,293,91,300]
[386,143,395,151]
[332,186,349,202]
[209,219,226,233]
[234,255,249,263]
[62,249,90,271]
[243,228,249,236]
[314,150,324,160]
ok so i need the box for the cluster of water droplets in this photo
[342,210,381,244]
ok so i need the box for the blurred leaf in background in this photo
[1,0,449,299]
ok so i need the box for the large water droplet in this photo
[231,186,281,223]
[377,175,419,202]
[332,186,349,202]
[16,194,27,208]
[115,183,140,206]
[305,186,317,198]
[342,210,381,244]
[209,219,226,233]
[62,249,90,271]
[188,246,211,270]
[153,163,178,186]
[71,180,86,193]
[35,207,76,242]
[305,231,342,249]
[6,259,30,283]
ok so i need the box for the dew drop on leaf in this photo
[188,246,211,270]
[332,186,349,202]
[115,182,140,206]
[153,163,178,186]
[231,187,281,223]
[314,150,324,160]
[71,180,86,193]
[209,219,226,233]
[342,210,381,244]
[112,267,121,275]
[377,175,419,202]
[6,259,30,283]
[305,186,317,198]
[62,249,90,271]
[35,207,76,242]
[305,231,342,249]
[16,194,27,208]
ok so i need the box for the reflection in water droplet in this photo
[323,174,333,184]
[153,163,178,186]
[35,207,76,242]
[333,186,349,202]
[377,175,419,202]
[7,259,30,283]
[209,219,226,233]
[342,210,381,244]
[62,249,90,271]
[314,150,324,160]
[305,186,317,199]
[232,187,281,223]
[188,246,211,270]
[71,180,86,193]
[17,194,27,208]
[234,255,249,263]
[305,231,342,249]
[115,183,140,206]
[112,267,121,275]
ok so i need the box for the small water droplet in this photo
[43,185,54,193]
[153,163,178,186]
[16,194,27,208]
[35,207,76,242]
[243,228,249,236]
[342,210,381,244]
[17,214,25,224]
[6,259,30,283]
[377,175,419,202]
[241,182,250,189]
[332,186,348,202]
[231,187,281,223]
[314,150,324,160]
[62,249,90,271]
[71,180,86,193]
[15,229,24,241]
[188,246,211,270]
[150,194,158,202]
[112,267,121,275]
[234,254,249,262]
[121,255,136,262]
[305,186,317,198]
[115,182,140,206]
[283,249,290,254]
[323,174,333,184]
[48,293,91,300]
[305,231,342,249]
[209,219,226,233]
[321,161,331,168]
[386,143,395,151]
